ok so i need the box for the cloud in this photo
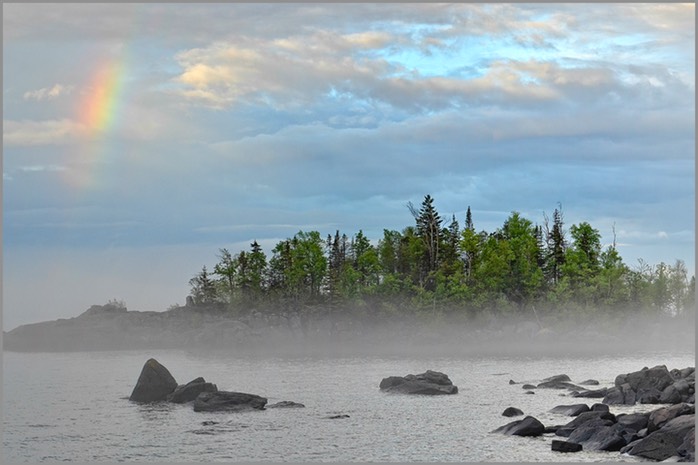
[3,119,87,145]
[23,83,73,101]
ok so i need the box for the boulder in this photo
[192,391,267,412]
[603,383,636,405]
[522,384,536,390]
[622,415,695,461]
[167,377,218,403]
[550,404,590,416]
[502,407,524,417]
[616,413,649,432]
[537,380,584,390]
[661,383,686,404]
[492,415,545,437]
[379,370,458,395]
[567,423,627,451]
[622,365,675,395]
[555,411,616,437]
[541,374,571,383]
[572,388,608,399]
[648,403,695,433]
[552,440,582,453]
[676,427,695,462]
[129,358,178,402]
[591,403,609,412]
[267,401,305,408]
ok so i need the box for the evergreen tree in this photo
[189,265,218,306]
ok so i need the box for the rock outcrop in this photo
[192,391,267,412]
[129,358,178,402]
[167,377,218,403]
[379,370,458,395]
[603,365,694,406]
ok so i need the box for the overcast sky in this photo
[3,3,695,330]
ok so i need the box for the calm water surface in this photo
[3,349,694,462]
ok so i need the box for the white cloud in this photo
[23,83,73,101]
[3,119,87,145]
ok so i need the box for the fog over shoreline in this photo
[4,301,694,358]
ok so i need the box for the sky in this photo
[3,3,695,330]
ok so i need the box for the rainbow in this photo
[65,55,130,189]
[79,58,128,134]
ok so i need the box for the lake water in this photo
[3,349,694,462]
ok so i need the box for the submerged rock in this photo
[379,370,458,395]
[129,358,178,402]
[267,401,305,408]
[192,391,267,412]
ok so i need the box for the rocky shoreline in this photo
[493,365,695,461]
[4,303,694,356]
[128,357,695,462]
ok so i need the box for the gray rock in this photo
[552,440,582,453]
[616,413,649,432]
[129,358,178,402]
[573,387,608,399]
[550,404,590,416]
[379,370,458,395]
[648,403,695,433]
[192,391,267,412]
[623,415,695,461]
[623,365,676,393]
[579,379,600,386]
[567,423,627,451]
[537,380,585,390]
[591,403,610,412]
[522,384,536,390]
[492,415,545,437]
[676,427,695,462]
[167,377,218,403]
[267,401,305,408]
[541,374,571,384]
[555,411,616,437]
[502,407,524,417]
[603,383,636,405]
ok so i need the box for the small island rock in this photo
[129,358,178,402]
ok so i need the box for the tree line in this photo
[188,195,695,321]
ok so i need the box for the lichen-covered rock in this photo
[129,358,178,402]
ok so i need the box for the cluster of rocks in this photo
[128,358,303,412]
[494,365,695,462]
[379,370,458,395]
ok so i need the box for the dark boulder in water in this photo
[502,407,524,417]
[551,440,582,453]
[167,377,218,403]
[129,358,178,402]
[492,415,545,437]
[379,370,458,395]
[192,391,267,412]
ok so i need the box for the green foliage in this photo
[187,195,694,321]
